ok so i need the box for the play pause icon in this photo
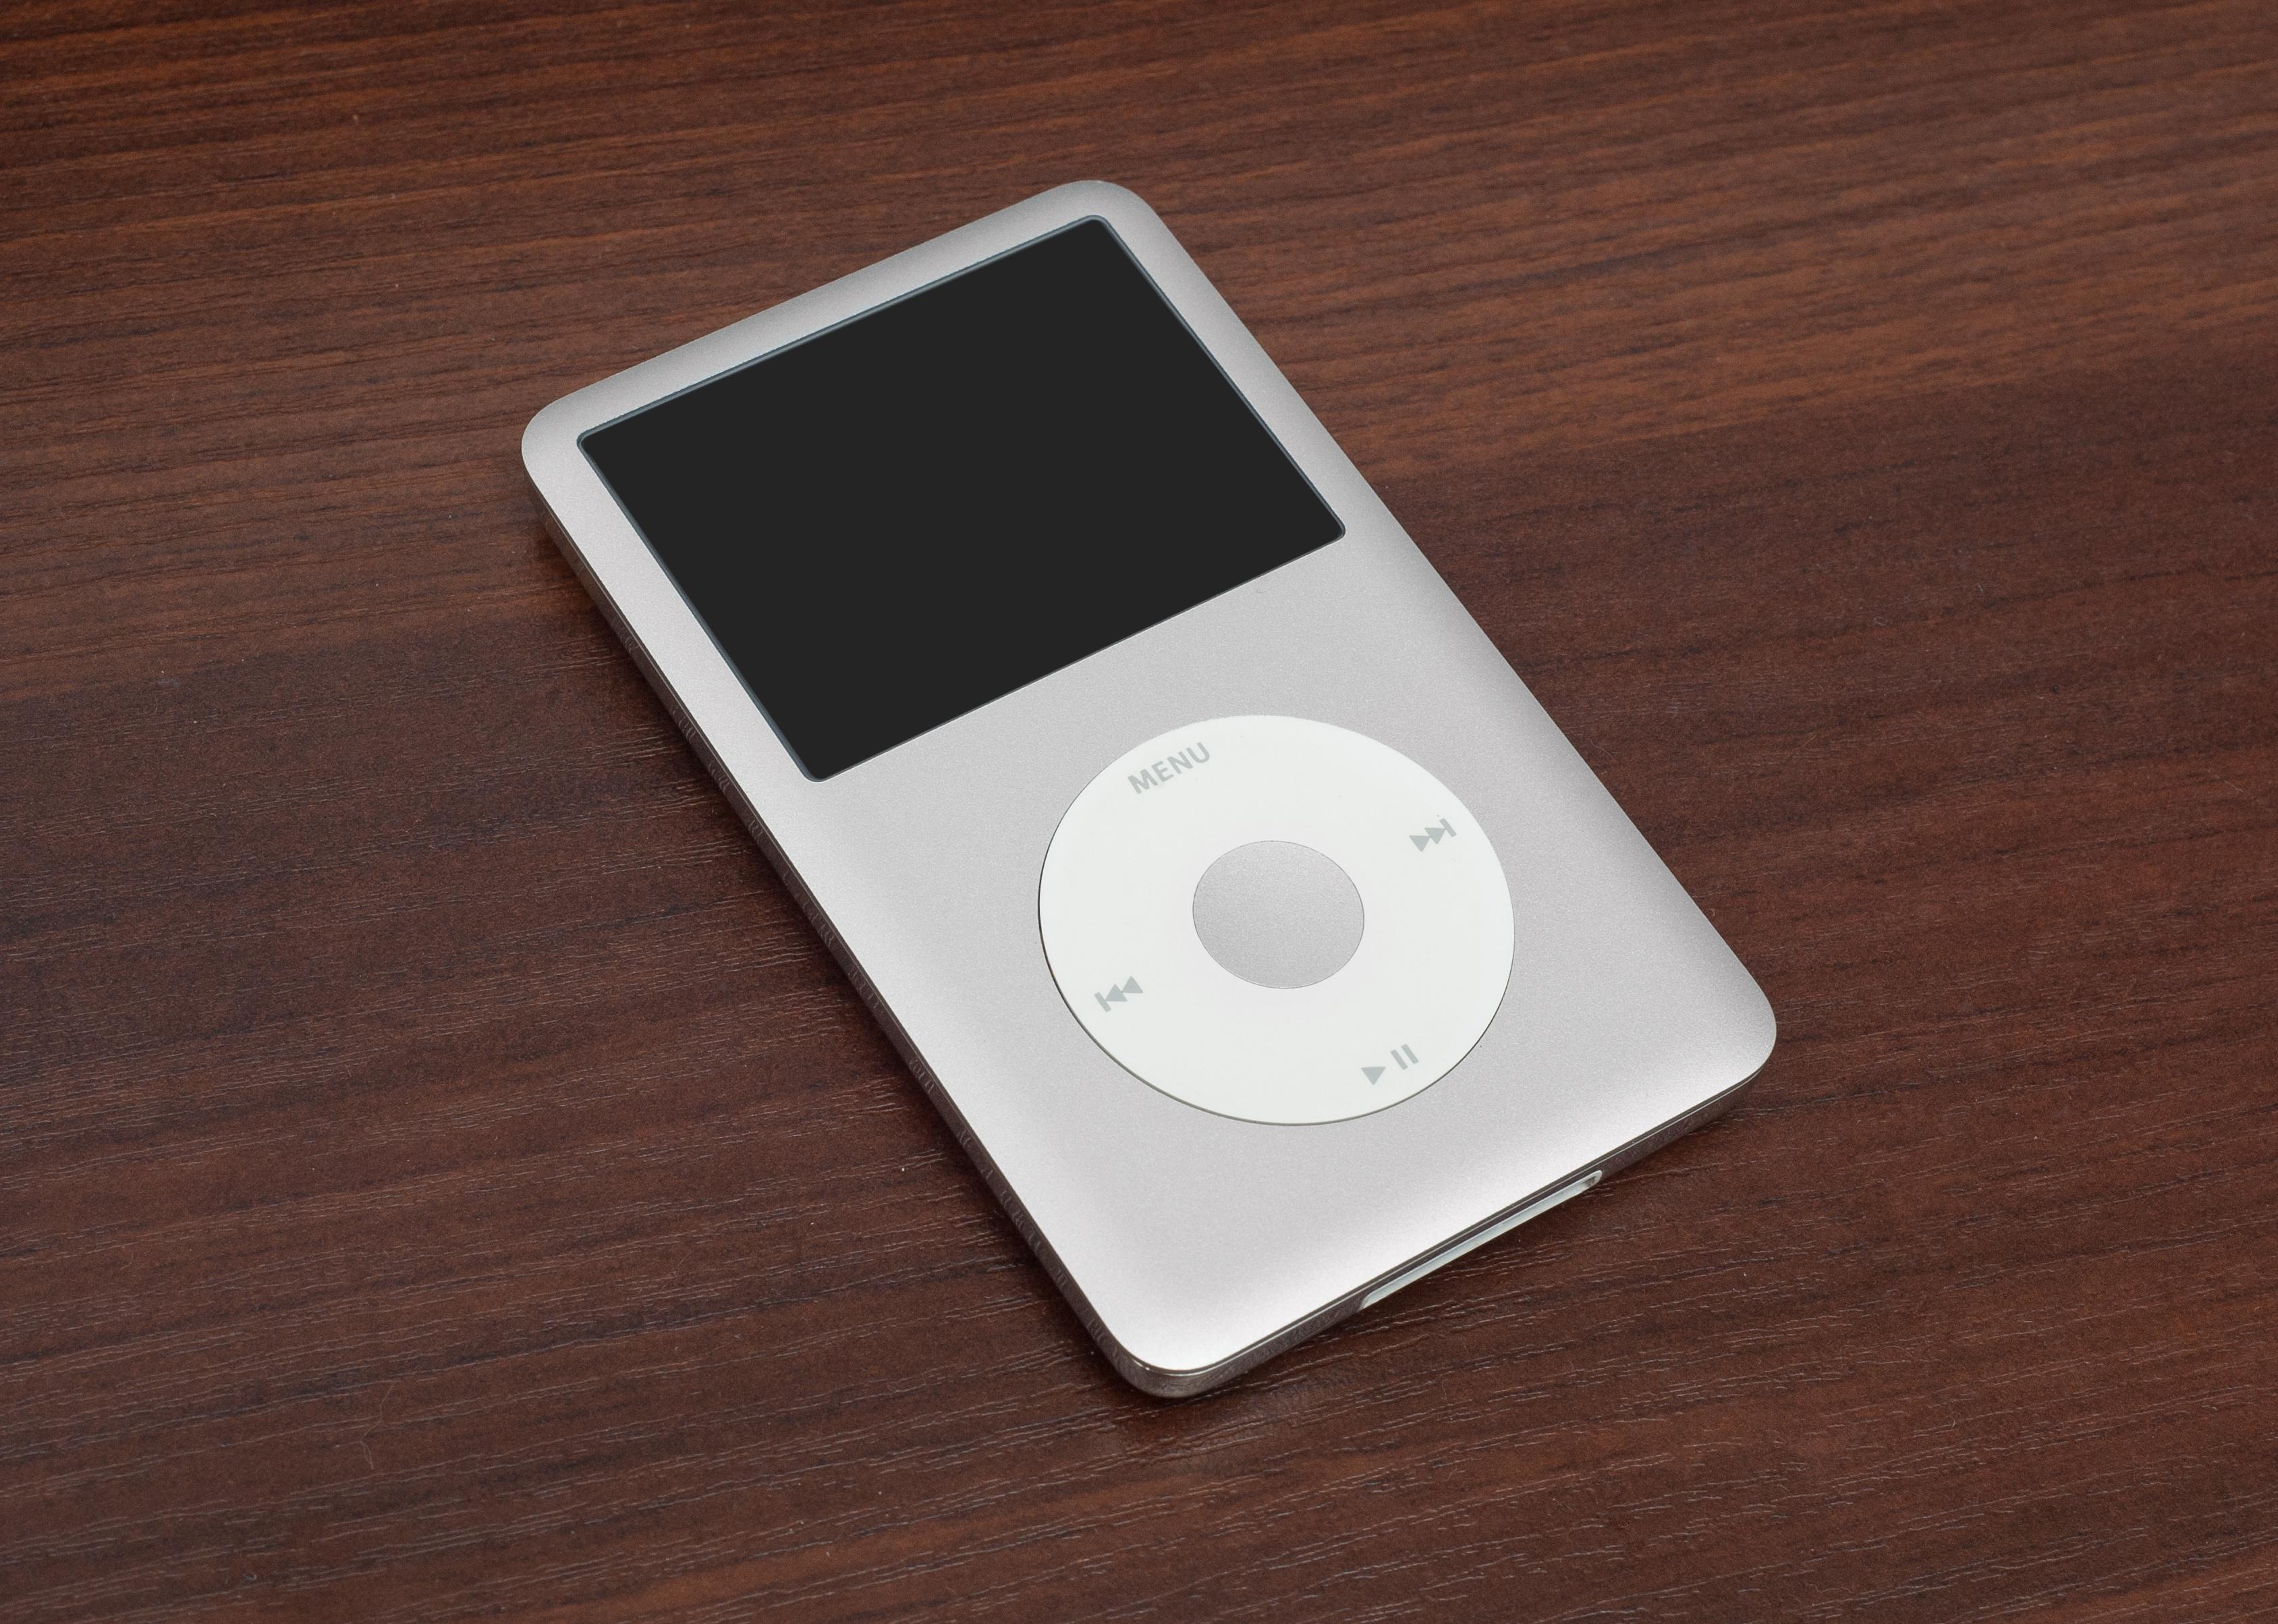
[1363,1044,1420,1082]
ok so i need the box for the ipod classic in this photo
[522,182,1775,1396]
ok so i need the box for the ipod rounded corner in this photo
[1099,1340,1229,1401]
[521,389,584,479]
[1086,1304,1341,1403]
[1043,178,1162,230]
[1728,971,1779,1093]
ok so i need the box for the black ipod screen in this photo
[580,219,1343,779]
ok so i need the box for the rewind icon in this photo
[1094,976,1143,1012]
[1410,819,1455,851]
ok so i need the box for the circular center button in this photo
[1190,841,1365,990]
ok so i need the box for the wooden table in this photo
[7,2,2275,1617]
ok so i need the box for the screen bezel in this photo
[572,217,1346,781]
[522,182,1397,817]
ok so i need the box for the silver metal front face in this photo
[522,183,1777,1392]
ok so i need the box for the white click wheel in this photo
[1038,715,1515,1125]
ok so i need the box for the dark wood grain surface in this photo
[7,1,2277,1617]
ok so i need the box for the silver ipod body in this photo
[521,181,1775,1396]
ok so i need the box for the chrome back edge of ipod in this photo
[522,181,1775,1397]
